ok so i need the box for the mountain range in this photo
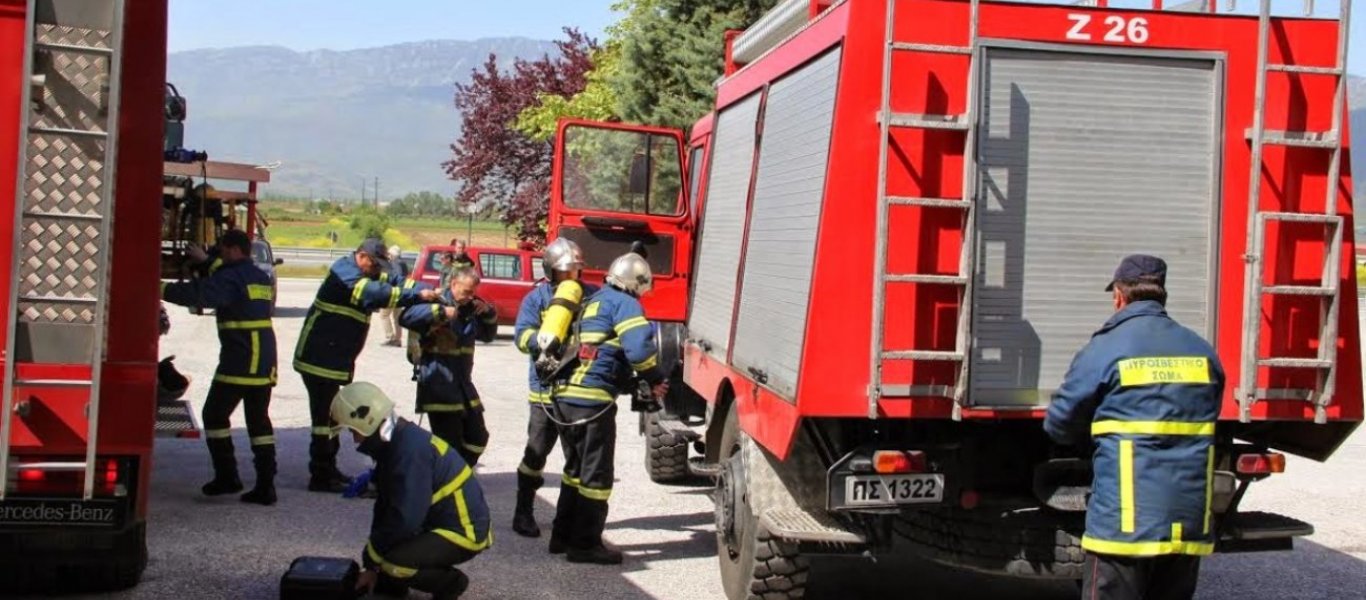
[168,38,557,199]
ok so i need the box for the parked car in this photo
[411,245,540,326]
[251,237,283,312]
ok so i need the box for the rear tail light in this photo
[1236,452,1286,475]
[873,450,927,474]
[8,458,124,496]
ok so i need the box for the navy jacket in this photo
[400,292,497,413]
[1044,301,1225,557]
[512,281,598,404]
[551,285,664,407]
[360,418,490,574]
[161,259,277,387]
[294,256,428,382]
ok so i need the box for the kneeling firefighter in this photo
[332,382,490,600]
[546,252,667,565]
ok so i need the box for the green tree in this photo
[348,204,390,240]
[609,0,778,129]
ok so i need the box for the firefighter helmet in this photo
[542,238,584,279]
[330,382,395,438]
[606,253,653,296]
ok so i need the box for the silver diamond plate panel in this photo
[23,134,105,216]
[30,24,112,134]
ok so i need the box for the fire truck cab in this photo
[549,1,1362,598]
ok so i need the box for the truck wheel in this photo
[893,507,1085,579]
[644,410,690,483]
[714,405,809,599]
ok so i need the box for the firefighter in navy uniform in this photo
[160,229,279,505]
[1044,255,1225,600]
[295,238,439,492]
[511,238,596,538]
[331,382,490,600]
[401,267,498,465]
[547,252,667,565]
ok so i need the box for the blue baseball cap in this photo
[1105,254,1167,292]
[357,238,392,270]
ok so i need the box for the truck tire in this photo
[644,410,690,483]
[715,405,810,599]
[893,507,1085,579]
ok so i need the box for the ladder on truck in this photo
[1238,0,1352,424]
[0,0,125,501]
[868,0,982,420]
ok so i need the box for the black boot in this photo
[428,568,470,600]
[308,434,350,493]
[513,473,542,538]
[241,443,277,506]
[566,497,621,564]
[548,482,578,554]
[201,437,243,496]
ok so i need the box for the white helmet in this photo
[543,238,584,279]
[606,253,653,296]
[330,382,395,438]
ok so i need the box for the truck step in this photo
[759,508,866,545]
[882,350,964,361]
[885,112,970,131]
[1258,357,1333,369]
[1245,128,1338,149]
[891,42,972,55]
[888,196,971,208]
[1263,285,1336,296]
[688,457,723,478]
[884,274,968,285]
[155,398,199,439]
[1257,211,1342,224]
[1266,63,1342,76]
[1221,511,1314,541]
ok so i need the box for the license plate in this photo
[843,474,945,507]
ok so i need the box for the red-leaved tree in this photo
[443,29,597,246]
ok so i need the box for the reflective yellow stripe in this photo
[569,355,595,386]
[431,436,450,457]
[579,331,610,344]
[247,284,273,301]
[1120,439,1135,534]
[431,465,472,504]
[1081,536,1214,557]
[293,360,352,382]
[583,302,600,319]
[295,312,320,361]
[250,435,275,446]
[311,426,334,436]
[249,331,261,374]
[1171,522,1184,544]
[205,428,232,439]
[1092,421,1215,436]
[517,329,535,352]
[214,373,276,386]
[404,278,416,289]
[455,489,476,540]
[366,542,419,578]
[431,527,492,552]
[423,403,467,413]
[577,485,612,501]
[632,354,659,372]
[431,304,442,320]
[528,391,552,404]
[351,280,367,305]
[209,259,223,274]
[562,473,582,487]
[313,299,369,323]
[1203,446,1214,535]
[554,384,615,403]
[518,463,543,477]
[614,316,648,336]
[426,347,475,357]
[159,281,168,297]
[388,286,400,309]
[1117,356,1210,387]
[461,441,486,454]
[219,319,273,330]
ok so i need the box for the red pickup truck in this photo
[410,245,541,326]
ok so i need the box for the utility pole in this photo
[374,177,380,208]
[360,178,367,205]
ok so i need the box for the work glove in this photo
[342,468,375,499]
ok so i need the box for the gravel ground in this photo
[21,280,1366,599]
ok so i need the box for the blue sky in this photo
[169,1,1365,75]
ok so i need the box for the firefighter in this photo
[1044,255,1225,600]
[400,267,498,466]
[160,229,279,505]
[510,238,595,538]
[547,252,667,564]
[295,238,439,493]
[332,382,489,600]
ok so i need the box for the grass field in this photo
[261,209,517,251]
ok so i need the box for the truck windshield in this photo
[562,126,682,216]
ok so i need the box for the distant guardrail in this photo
[271,247,354,266]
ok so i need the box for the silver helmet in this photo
[606,253,653,296]
[542,238,584,279]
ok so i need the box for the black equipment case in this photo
[280,556,360,600]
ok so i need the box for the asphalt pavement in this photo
[27,279,1366,599]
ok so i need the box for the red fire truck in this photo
[0,0,170,591]
[549,0,1362,597]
